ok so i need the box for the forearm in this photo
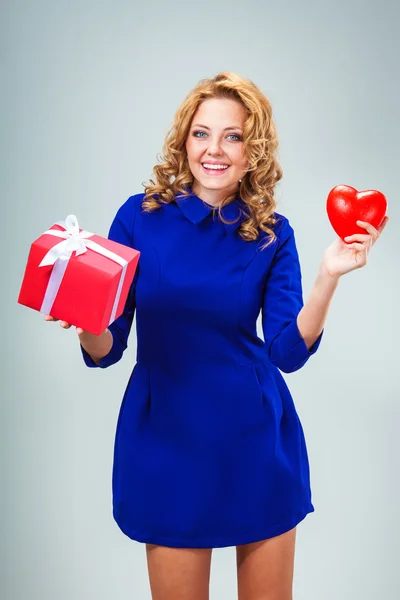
[297,265,340,350]
[79,328,113,365]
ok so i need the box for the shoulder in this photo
[111,192,147,228]
[273,211,288,231]
[259,211,295,247]
[108,193,146,243]
[115,192,146,218]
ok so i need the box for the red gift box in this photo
[18,214,140,335]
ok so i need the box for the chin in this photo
[197,176,233,190]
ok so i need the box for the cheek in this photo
[231,149,248,169]
[185,140,200,163]
[223,143,246,164]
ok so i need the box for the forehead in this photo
[191,98,246,127]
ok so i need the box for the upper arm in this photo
[81,195,140,368]
[261,217,323,373]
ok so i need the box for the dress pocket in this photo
[249,362,264,410]
[252,360,284,423]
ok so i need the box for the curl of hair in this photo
[142,72,283,249]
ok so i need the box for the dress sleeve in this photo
[81,195,138,369]
[261,217,323,373]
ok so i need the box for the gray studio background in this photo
[2,1,399,599]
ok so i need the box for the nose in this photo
[205,136,224,156]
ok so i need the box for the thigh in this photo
[236,527,297,600]
[145,543,213,600]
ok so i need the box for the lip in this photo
[201,163,231,176]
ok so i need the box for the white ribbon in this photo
[39,214,128,325]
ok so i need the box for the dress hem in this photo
[113,503,315,549]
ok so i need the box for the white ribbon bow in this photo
[39,214,128,324]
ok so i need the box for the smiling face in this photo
[185,97,249,205]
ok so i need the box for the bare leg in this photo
[236,527,297,600]
[146,543,213,600]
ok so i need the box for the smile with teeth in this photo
[202,163,230,170]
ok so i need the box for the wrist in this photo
[79,328,113,360]
[79,327,110,341]
[317,263,341,287]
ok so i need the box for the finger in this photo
[356,221,382,244]
[44,314,58,322]
[377,216,389,234]
[356,220,379,237]
[76,327,84,335]
[60,321,72,329]
[345,242,368,252]
[344,233,370,243]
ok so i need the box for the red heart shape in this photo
[326,185,387,240]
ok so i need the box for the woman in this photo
[46,72,388,600]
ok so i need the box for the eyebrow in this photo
[192,123,243,131]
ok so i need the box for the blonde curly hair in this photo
[142,71,283,248]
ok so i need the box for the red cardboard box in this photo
[18,214,140,335]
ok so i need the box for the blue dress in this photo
[81,189,323,549]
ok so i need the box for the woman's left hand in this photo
[321,216,389,279]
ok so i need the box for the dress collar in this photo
[175,189,249,233]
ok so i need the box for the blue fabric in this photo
[81,190,323,548]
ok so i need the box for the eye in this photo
[192,130,242,141]
[193,130,207,138]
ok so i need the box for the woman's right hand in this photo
[44,314,86,335]
[44,315,112,364]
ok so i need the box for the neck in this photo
[191,182,238,207]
